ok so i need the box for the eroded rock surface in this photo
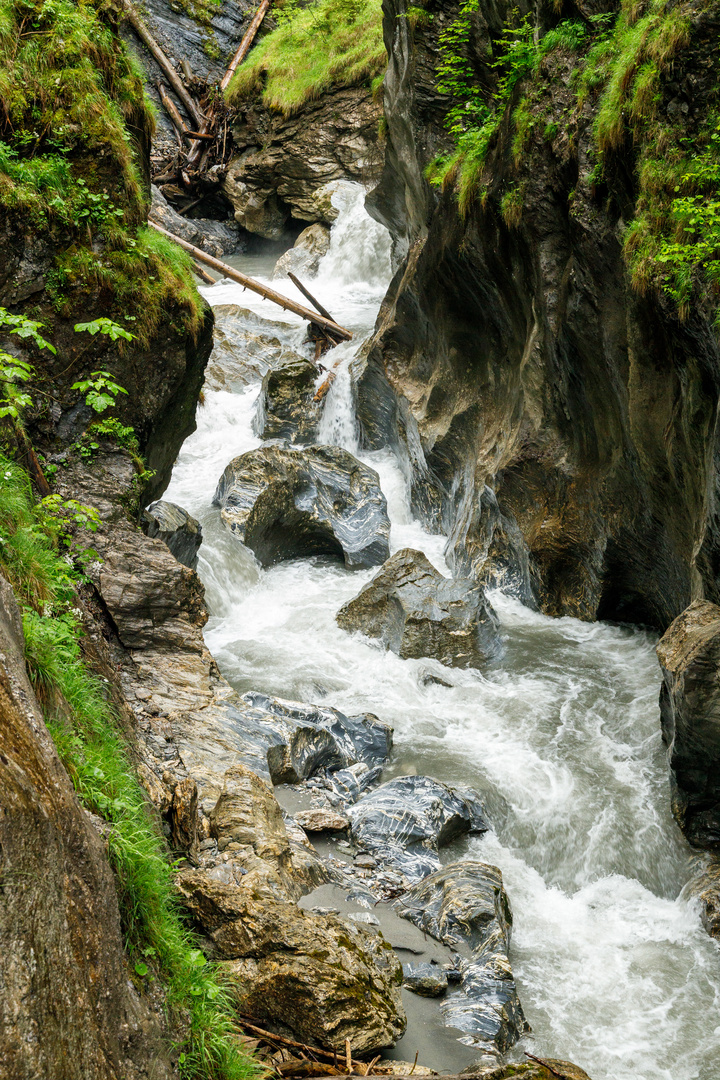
[213,443,391,568]
[206,305,303,391]
[273,223,331,279]
[142,500,202,569]
[0,577,170,1080]
[395,862,528,1054]
[256,355,322,443]
[347,775,488,881]
[337,548,501,668]
[149,186,239,258]
[657,601,720,850]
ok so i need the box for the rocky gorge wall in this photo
[361,0,720,630]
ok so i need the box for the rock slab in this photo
[213,443,391,569]
[337,548,501,668]
[395,861,529,1054]
[657,600,720,850]
[256,355,322,444]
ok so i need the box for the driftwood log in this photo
[121,0,205,128]
[220,0,272,91]
[149,222,353,342]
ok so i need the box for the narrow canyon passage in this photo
[165,184,720,1080]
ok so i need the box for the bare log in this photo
[157,82,189,144]
[220,0,272,92]
[287,272,336,325]
[185,130,215,141]
[192,261,216,285]
[148,222,353,342]
[121,0,205,128]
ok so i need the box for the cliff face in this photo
[0,576,170,1080]
[363,0,720,629]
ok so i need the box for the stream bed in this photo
[164,183,720,1080]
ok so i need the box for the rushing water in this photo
[165,182,720,1080]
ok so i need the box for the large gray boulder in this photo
[273,222,331,279]
[213,443,391,569]
[256,356,322,444]
[142,500,202,569]
[395,862,529,1055]
[347,775,488,881]
[336,548,501,668]
[657,601,720,850]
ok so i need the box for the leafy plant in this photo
[0,308,56,421]
[74,317,135,343]
[70,370,128,415]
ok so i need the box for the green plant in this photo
[70,370,129,415]
[226,0,385,115]
[0,308,55,421]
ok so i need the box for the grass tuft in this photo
[226,0,385,115]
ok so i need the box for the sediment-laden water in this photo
[165,183,720,1080]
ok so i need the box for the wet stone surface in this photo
[213,442,391,569]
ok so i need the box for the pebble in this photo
[354,854,377,869]
[198,838,216,852]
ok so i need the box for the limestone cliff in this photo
[362,0,720,629]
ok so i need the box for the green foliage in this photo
[91,416,139,453]
[71,370,129,414]
[0,0,204,344]
[0,308,55,421]
[0,450,261,1080]
[226,0,385,115]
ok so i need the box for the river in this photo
[164,182,720,1080]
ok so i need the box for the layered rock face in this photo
[0,577,169,1080]
[657,601,720,850]
[362,0,720,629]
[224,89,382,237]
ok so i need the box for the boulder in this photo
[402,962,448,997]
[213,443,391,569]
[273,223,332,279]
[347,775,488,881]
[295,809,350,832]
[689,859,720,940]
[336,549,501,668]
[394,862,528,1054]
[177,872,405,1052]
[142,499,202,569]
[656,601,720,849]
[464,1064,591,1080]
[256,356,322,443]
[174,691,392,796]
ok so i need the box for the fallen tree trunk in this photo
[288,272,336,323]
[220,0,272,92]
[121,0,205,129]
[157,82,189,145]
[148,222,353,342]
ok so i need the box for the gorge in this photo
[1,2,719,1080]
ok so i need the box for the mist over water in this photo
[165,182,720,1080]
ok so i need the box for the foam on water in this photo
[165,183,720,1080]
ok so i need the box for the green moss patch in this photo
[226,0,385,115]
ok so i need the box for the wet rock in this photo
[657,601,720,850]
[354,853,378,869]
[178,871,405,1051]
[403,962,448,997]
[174,691,392,795]
[295,809,350,832]
[394,862,528,1054]
[206,305,303,392]
[347,775,488,881]
[462,1064,591,1080]
[149,185,239,258]
[142,499,202,569]
[169,776,199,853]
[336,549,501,668]
[273,223,332,279]
[213,443,391,569]
[689,859,720,940]
[328,762,384,804]
[256,356,322,443]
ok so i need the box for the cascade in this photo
[164,182,720,1080]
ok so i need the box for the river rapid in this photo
[164,183,720,1080]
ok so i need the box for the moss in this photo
[174,0,222,28]
[0,0,203,345]
[226,0,385,116]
